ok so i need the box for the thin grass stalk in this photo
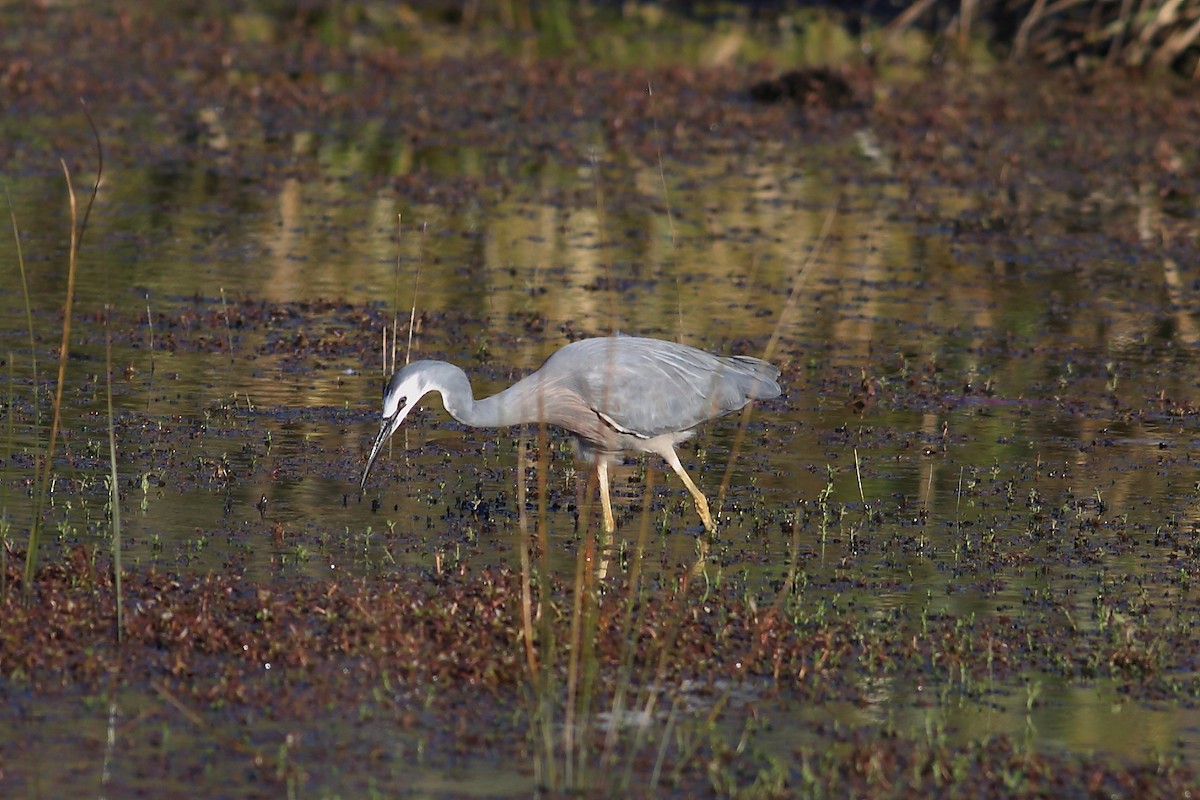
[4,183,36,601]
[562,461,606,788]
[398,220,425,460]
[749,506,810,685]
[955,0,978,55]
[714,209,833,519]
[534,416,551,564]
[562,471,592,787]
[1013,0,1050,58]
[534,417,557,789]
[662,690,724,786]
[219,287,234,364]
[764,207,833,368]
[854,447,866,505]
[1138,0,1186,50]
[647,82,683,344]
[589,147,618,335]
[778,502,805,615]
[956,465,964,539]
[649,693,684,789]
[624,687,664,784]
[516,433,539,678]
[26,104,102,591]
[1154,13,1200,67]
[100,696,119,793]
[26,161,81,589]
[621,560,693,789]
[151,681,266,759]
[514,431,545,787]
[393,213,402,372]
[923,461,935,517]
[734,203,833,499]
[598,468,655,788]
[144,299,155,412]
[104,304,122,641]
[381,326,389,380]
[404,223,424,369]
[2,355,13,600]
[572,513,601,789]
[623,686,664,788]
[884,0,939,45]
[5,190,38,430]
[1105,0,1137,64]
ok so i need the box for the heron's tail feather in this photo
[727,355,782,400]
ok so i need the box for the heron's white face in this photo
[359,368,434,490]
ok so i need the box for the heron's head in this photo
[360,362,441,491]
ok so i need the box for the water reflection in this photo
[3,117,1200,774]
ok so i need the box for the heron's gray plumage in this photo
[361,335,782,532]
[561,337,780,440]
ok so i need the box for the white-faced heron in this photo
[360,335,781,532]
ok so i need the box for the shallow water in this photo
[4,4,1200,796]
[6,134,1198,779]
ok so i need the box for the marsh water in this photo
[3,4,1200,797]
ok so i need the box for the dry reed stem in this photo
[647,81,684,343]
[713,208,835,517]
[26,159,81,588]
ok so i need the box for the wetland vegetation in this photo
[3,2,1200,797]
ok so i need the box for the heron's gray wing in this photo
[556,337,780,439]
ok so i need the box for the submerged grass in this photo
[517,449,734,794]
[510,91,825,794]
[6,513,1198,797]
[1,9,1199,800]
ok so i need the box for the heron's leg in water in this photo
[662,448,715,532]
[596,459,616,533]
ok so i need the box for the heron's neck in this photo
[438,364,544,429]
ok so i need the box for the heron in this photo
[360,335,781,533]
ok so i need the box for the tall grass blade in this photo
[393,213,403,374]
[5,190,38,431]
[714,208,833,521]
[145,298,156,411]
[528,415,557,789]
[219,287,235,364]
[406,223,426,368]
[104,304,122,641]
[515,432,543,787]
[25,161,80,589]
[2,355,13,601]
[25,106,103,591]
[599,468,655,791]
[647,82,683,343]
[854,447,867,505]
[4,183,36,602]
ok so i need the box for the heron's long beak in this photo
[360,411,401,493]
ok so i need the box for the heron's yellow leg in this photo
[663,449,716,532]
[596,459,616,534]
